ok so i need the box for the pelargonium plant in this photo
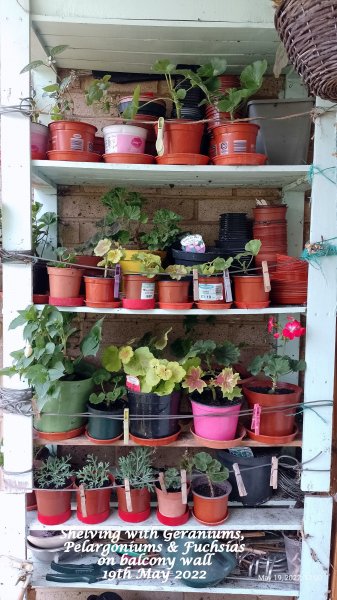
[182,364,242,403]
[94,239,125,277]
[249,316,306,392]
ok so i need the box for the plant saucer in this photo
[246,424,299,444]
[84,427,123,445]
[33,425,85,442]
[192,510,229,526]
[156,508,190,526]
[155,153,209,165]
[158,302,194,310]
[195,302,232,310]
[47,150,100,162]
[85,300,121,308]
[49,296,84,307]
[190,424,247,449]
[103,153,154,164]
[129,427,182,447]
[234,301,270,309]
[212,153,267,166]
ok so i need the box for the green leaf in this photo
[176,88,187,100]
[214,341,240,367]
[50,44,69,56]
[102,346,121,373]
[240,59,268,92]
[245,239,261,256]
[153,327,172,351]
[9,314,27,330]
[80,318,104,357]
[153,59,176,74]
[48,361,65,381]
[20,60,44,74]
[43,83,60,93]
[124,347,155,377]
[89,392,106,404]
[92,368,111,385]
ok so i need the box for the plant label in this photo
[198,283,223,301]
[223,269,233,302]
[114,264,121,298]
[124,478,133,512]
[126,375,141,392]
[251,403,261,435]
[270,456,279,489]
[159,472,167,494]
[140,282,155,300]
[233,463,247,497]
[78,484,87,517]
[181,469,187,505]
[193,269,199,301]
[123,408,130,444]
[262,261,271,292]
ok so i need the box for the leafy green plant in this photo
[131,252,163,277]
[249,353,306,393]
[162,467,182,491]
[215,60,268,119]
[89,369,126,408]
[192,452,229,497]
[233,239,262,274]
[21,45,76,120]
[32,202,57,258]
[0,305,104,411]
[194,256,233,276]
[52,247,77,268]
[140,209,182,251]
[76,455,110,489]
[165,264,191,280]
[116,448,155,491]
[93,239,125,277]
[85,76,141,119]
[181,339,241,371]
[34,455,73,489]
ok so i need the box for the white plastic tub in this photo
[247,99,314,165]
[103,124,147,154]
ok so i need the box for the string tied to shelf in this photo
[0,388,33,416]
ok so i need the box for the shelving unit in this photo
[1,2,336,600]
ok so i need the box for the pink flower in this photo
[282,319,306,340]
[273,333,280,339]
[268,317,276,333]
[182,366,207,394]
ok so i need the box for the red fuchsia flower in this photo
[268,317,277,333]
[282,319,306,340]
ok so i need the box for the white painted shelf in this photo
[34,304,307,315]
[28,507,303,532]
[32,161,311,190]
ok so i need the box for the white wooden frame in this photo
[1,2,336,600]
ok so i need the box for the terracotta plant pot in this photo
[213,123,259,155]
[253,205,288,223]
[155,484,189,519]
[155,120,204,155]
[190,397,241,441]
[49,121,97,152]
[243,380,302,437]
[117,486,151,523]
[84,276,116,306]
[35,484,73,525]
[158,280,189,304]
[192,476,232,525]
[47,266,84,299]
[123,274,156,309]
[198,275,225,304]
[75,475,113,524]
[233,275,270,307]
[75,255,101,277]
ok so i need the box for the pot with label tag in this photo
[122,275,156,310]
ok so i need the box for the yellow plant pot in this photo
[120,249,166,275]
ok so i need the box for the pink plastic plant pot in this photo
[102,124,147,154]
[31,123,49,159]
[190,398,241,441]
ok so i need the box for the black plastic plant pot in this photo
[172,246,229,266]
[33,260,49,294]
[87,403,124,441]
[127,391,180,439]
[217,448,276,506]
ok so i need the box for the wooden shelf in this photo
[34,304,307,316]
[34,430,303,447]
[32,161,311,190]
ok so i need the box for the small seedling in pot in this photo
[116,448,155,492]
[194,256,233,276]
[234,239,262,274]
[89,369,126,408]
[34,455,73,489]
[192,452,229,497]
[76,455,111,489]
[53,247,77,268]
[214,60,268,119]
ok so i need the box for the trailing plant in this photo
[89,369,126,408]
[131,252,162,277]
[214,60,268,119]
[32,202,57,258]
[192,452,229,497]
[76,187,148,254]
[94,239,125,277]
[194,256,233,276]
[34,455,73,489]
[233,239,262,274]
[21,45,76,120]
[0,305,104,411]
[76,455,110,489]
[52,247,77,268]
[116,448,155,491]
[249,316,306,392]
[139,209,183,251]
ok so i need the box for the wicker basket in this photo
[275,0,337,100]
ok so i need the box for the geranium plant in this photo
[214,60,268,119]
[233,239,262,274]
[194,256,233,276]
[131,252,163,277]
[191,452,229,497]
[165,264,191,280]
[139,209,182,251]
[94,239,125,277]
[249,316,306,392]
[89,369,126,408]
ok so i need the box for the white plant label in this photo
[198,283,223,301]
[140,282,155,300]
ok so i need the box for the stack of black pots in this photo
[172,65,205,121]
[217,213,252,254]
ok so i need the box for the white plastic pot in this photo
[103,124,147,154]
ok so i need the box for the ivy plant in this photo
[0,305,104,412]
